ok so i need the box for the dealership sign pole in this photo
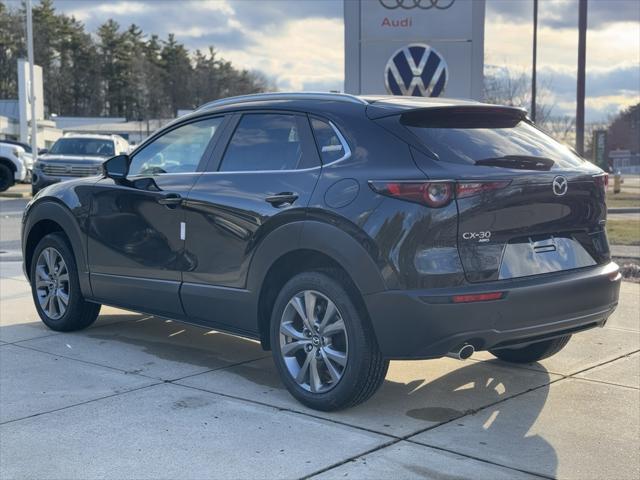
[26,0,37,161]
[344,0,485,100]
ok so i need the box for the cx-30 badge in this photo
[385,44,448,97]
[379,0,456,9]
[552,176,568,196]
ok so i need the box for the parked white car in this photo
[31,133,129,195]
[0,140,34,192]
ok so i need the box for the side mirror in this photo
[103,154,130,180]
[38,148,48,155]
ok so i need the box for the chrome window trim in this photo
[323,121,352,166]
[125,120,353,177]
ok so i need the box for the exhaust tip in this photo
[459,344,475,360]
[446,344,475,360]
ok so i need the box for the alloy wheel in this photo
[35,247,70,320]
[279,290,348,393]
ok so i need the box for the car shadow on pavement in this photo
[1,312,558,477]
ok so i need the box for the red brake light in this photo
[370,181,453,208]
[452,292,504,303]
[456,181,511,199]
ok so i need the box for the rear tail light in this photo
[452,292,504,303]
[369,181,454,208]
[456,181,511,199]
[369,180,510,207]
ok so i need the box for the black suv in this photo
[22,93,621,410]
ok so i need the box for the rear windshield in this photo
[49,138,115,157]
[402,111,584,169]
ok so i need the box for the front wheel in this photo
[30,233,101,331]
[270,271,388,411]
[0,163,13,192]
[489,335,571,363]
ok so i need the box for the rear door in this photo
[401,108,609,282]
[181,111,321,332]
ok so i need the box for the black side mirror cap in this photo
[103,154,130,180]
[38,148,48,155]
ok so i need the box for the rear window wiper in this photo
[475,155,554,171]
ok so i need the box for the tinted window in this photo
[311,118,346,164]
[220,114,302,172]
[129,117,222,176]
[50,138,115,157]
[403,112,584,169]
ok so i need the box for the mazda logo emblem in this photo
[552,176,568,196]
[379,0,456,9]
[385,44,448,97]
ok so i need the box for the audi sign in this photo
[344,0,485,100]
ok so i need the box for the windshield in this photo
[49,138,115,157]
[403,112,584,169]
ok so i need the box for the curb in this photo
[608,207,640,214]
[0,192,30,199]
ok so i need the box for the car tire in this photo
[0,163,13,192]
[489,335,571,363]
[270,270,389,411]
[30,232,101,332]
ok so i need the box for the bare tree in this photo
[483,66,555,125]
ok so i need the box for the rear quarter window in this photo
[310,118,349,164]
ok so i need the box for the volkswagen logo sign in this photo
[385,44,448,97]
[379,0,456,9]
[552,176,568,196]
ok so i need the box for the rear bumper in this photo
[364,262,621,359]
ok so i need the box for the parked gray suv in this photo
[32,133,129,195]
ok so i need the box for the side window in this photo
[311,118,349,164]
[219,114,303,172]
[128,117,223,176]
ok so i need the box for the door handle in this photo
[157,193,183,208]
[265,192,299,207]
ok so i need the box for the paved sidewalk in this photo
[0,261,638,479]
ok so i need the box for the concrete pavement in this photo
[0,259,638,479]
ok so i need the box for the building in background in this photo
[344,0,485,99]
[0,99,61,148]
[53,117,172,147]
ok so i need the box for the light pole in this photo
[576,0,588,155]
[26,0,37,162]
[531,0,538,122]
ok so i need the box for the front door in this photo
[181,112,322,332]
[87,116,225,316]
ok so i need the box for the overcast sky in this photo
[22,0,640,122]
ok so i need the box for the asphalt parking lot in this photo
[1,195,639,479]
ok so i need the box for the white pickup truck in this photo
[0,140,33,192]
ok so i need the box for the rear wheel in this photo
[30,233,101,331]
[0,163,13,192]
[270,271,388,411]
[490,335,571,363]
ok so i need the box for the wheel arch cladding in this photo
[250,220,386,349]
[23,200,91,297]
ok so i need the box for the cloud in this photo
[487,0,640,31]
[17,0,640,121]
[220,16,344,91]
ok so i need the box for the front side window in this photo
[311,118,347,164]
[128,117,222,176]
[50,138,115,157]
[219,114,302,172]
